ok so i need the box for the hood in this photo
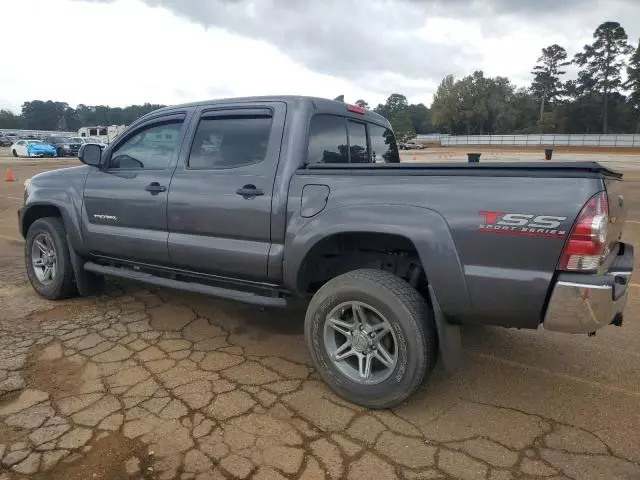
[31,166,90,184]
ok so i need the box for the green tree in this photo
[407,103,432,133]
[531,44,570,125]
[388,110,415,142]
[511,89,539,133]
[355,99,369,109]
[432,71,518,135]
[626,40,640,132]
[374,94,409,118]
[0,109,22,129]
[431,75,461,134]
[573,21,634,133]
[21,101,69,130]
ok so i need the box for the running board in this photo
[83,262,288,308]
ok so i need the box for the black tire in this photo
[12,149,17,157]
[56,148,64,158]
[305,268,437,408]
[25,217,78,300]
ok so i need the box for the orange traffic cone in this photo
[4,168,14,182]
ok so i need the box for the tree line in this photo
[1,21,638,138]
[0,101,165,132]
[362,21,640,138]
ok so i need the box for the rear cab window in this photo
[306,114,399,165]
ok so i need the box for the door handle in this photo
[145,182,166,193]
[236,184,264,198]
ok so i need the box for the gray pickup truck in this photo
[19,96,634,408]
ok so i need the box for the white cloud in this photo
[0,0,638,112]
[0,0,384,112]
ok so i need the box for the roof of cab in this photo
[140,95,389,126]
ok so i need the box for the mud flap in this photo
[428,285,462,373]
[67,238,103,296]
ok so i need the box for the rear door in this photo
[82,112,190,264]
[167,102,286,280]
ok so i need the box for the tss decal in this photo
[479,211,567,238]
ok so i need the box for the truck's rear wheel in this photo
[25,217,77,300]
[305,268,437,408]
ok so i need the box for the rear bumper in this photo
[543,243,634,334]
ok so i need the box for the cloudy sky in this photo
[1,0,639,112]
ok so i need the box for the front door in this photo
[82,113,190,264]
[167,103,286,281]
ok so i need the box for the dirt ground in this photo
[0,149,640,479]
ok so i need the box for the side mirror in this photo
[78,143,102,166]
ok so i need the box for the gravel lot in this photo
[0,150,639,479]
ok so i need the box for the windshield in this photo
[27,140,44,145]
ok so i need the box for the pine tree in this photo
[531,44,570,125]
[573,21,633,133]
[626,40,640,132]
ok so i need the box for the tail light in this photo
[558,191,609,271]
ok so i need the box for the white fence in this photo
[0,128,76,137]
[441,134,640,148]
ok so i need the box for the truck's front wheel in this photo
[305,268,437,408]
[25,217,77,300]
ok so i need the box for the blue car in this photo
[11,140,57,158]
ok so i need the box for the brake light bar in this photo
[347,104,365,114]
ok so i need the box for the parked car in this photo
[44,136,83,157]
[18,96,634,408]
[71,136,107,150]
[11,139,57,158]
[403,141,424,150]
[0,136,14,147]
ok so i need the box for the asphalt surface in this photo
[0,151,639,479]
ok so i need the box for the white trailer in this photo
[78,125,126,144]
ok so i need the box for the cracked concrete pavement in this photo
[0,157,640,479]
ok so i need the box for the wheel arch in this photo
[20,199,82,250]
[284,203,471,319]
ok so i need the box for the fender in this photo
[284,203,471,320]
[21,181,86,252]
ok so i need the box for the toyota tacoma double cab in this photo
[19,96,634,408]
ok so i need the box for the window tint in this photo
[369,124,400,163]
[109,121,183,170]
[347,121,369,163]
[307,115,349,164]
[188,116,272,169]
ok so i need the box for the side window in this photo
[307,114,349,164]
[188,116,272,169]
[347,121,369,163]
[109,121,183,170]
[369,124,400,163]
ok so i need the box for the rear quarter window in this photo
[307,114,399,165]
[307,114,349,164]
[369,124,400,163]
